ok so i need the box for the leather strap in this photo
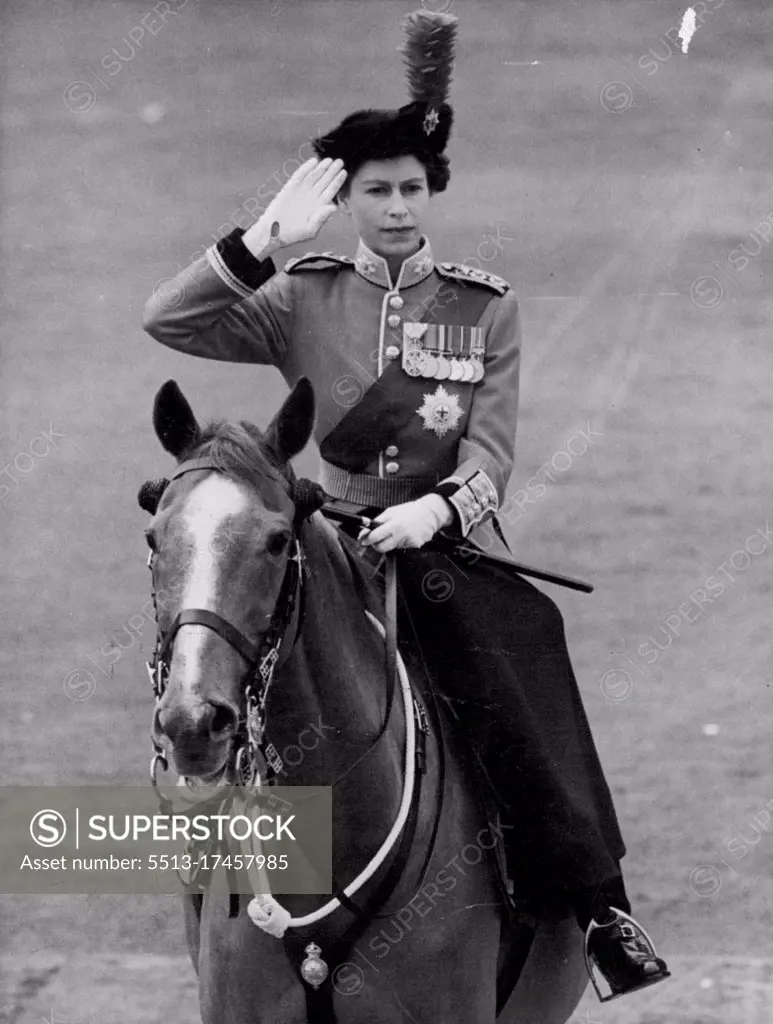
[169,458,225,482]
[384,555,398,739]
[326,551,401,911]
[160,608,259,666]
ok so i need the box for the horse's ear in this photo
[153,380,201,458]
[263,377,316,464]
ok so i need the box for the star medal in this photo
[416,385,464,439]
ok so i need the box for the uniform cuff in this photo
[206,228,276,299]
[430,481,464,536]
[432,470,499,538]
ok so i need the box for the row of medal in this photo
[401,323,485,383]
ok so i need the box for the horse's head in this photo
[140,377,322,785]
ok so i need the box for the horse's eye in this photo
[145,530,157,551]
[266,531,290,558]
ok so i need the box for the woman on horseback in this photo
[142,10,669,1003]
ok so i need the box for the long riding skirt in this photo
[390,545,628,918]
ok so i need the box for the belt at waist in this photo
[319,461,436,507]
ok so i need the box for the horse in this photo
[139,375,589,1023]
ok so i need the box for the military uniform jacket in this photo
[142,229,521,539]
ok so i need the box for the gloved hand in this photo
[243,157,347,257]
[358,494,454,553]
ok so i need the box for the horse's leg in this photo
[499,910,588,1024]
[183,893,202,976]
[197,895,308,1024]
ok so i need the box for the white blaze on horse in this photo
[139,377,588,1024]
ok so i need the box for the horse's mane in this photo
[181,419,291,495]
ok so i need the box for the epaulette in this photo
[284,252,354,274]
[435,261,510,295]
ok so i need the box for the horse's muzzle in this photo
[153,699,238,777]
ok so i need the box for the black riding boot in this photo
[572,878,671,1002]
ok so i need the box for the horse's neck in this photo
[262,516,401,851]
[266,515,403,812]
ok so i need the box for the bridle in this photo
[146,458,305,793]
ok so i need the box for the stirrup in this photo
[583,906,670,1003]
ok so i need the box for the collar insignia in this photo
[356,253,378,275]
[354,238,435,290]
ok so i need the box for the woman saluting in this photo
[143,10,669,1003]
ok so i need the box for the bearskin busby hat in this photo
[312,10,457,194]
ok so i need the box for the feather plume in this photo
[400,9,458,107]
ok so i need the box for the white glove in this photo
[358,495,454,553]
[243,157,347,257]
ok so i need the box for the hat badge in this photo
[423,107,440,136]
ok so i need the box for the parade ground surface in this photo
[3,1,773,1021]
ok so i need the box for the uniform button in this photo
[387,314,401,329]
[385,345,400,360]
[385,445,399,457]
[389,295,404,310]
[385,461,400,475]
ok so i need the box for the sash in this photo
[320,282,493,472]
